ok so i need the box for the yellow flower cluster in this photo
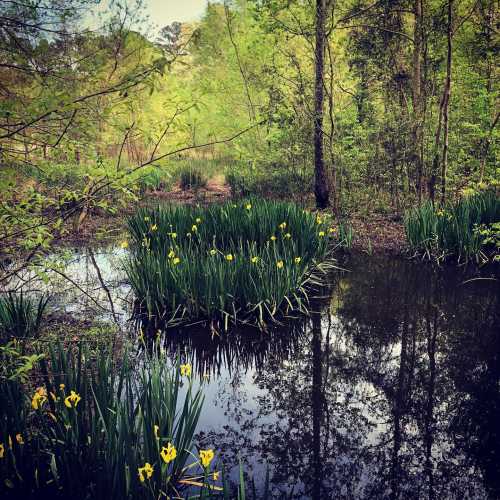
[167,248,181,265]
[31,387,47,410]
[225,254,233,261]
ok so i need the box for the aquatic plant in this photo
[125,199,337,329]
[0,292,48,342]
[404,190,500,262]
[0,343,224,499]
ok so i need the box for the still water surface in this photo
[28,248,500,498]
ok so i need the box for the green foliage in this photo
[0,342,44,383]
[125,199,336,329]
[0,293,48,342]
[404,190,500,261]
[0,343,221,499]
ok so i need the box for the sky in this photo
[87,0,210,38]
[146,0,208,27]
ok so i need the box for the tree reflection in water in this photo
[155,254,499,499]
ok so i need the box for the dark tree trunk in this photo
[412,0,424,203]
[314,0,330,209]
[440,0,453,205]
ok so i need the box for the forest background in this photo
[0,0,498,264]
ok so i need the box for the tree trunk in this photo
[412,0,424,203]
[440,0,453,205]
[314,0,330,209]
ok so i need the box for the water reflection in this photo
[161,254,499,499]
[5,245,499,498]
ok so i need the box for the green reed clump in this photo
[125,199,337,329]
[0,292,48,342]
[0,342,229,499]
[178,165,208,191]
[404,190,500,261]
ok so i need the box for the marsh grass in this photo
[0,342,229,499]
[404,190,499,262]
[125,199,337,330]
[0,292,48,341]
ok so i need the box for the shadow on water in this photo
[154,253,499,500]
[5,246,499,499]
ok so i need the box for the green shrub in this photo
[404,190,500,261]
[135,165,173,193]
[0,293,48,342]
[226,165,311,199]
[0,343,225,499]
[125,199,336,329]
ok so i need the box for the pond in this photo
[9,247,500,499]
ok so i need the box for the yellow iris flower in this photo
[279,222,287,230]
[168,249,175,259]
[64,390,81,409]
[210,249,217,256]
[160,443,177,464]
[225,254,233,261]
[195,217,202,224]
[284,233,291,239]
[172,257,181,265]
[180,363,192,377]
[318,231,325,237]
[138,462,154,482]
[150,224,157,232]
[120,241,129,249]
[199,449,215,468]
[250,256,259,263]
[294,257,302,264]
[192,224,198,232]
[276,260,284,269]
[270,235,277,241]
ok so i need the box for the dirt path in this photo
[148,174,230,204]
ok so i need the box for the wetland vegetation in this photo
[0,0,498,498]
